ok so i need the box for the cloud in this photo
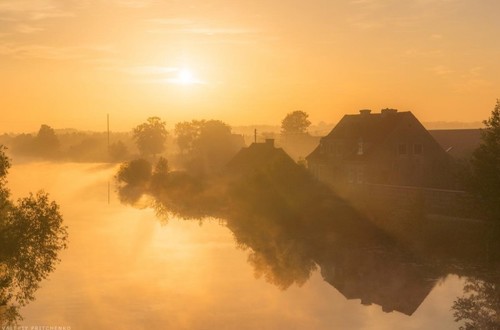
[113,65,179,75]
[431,65,454,76]
[104,64,206,85]
[112,0,155,8]
[144,18,259,38]
[14,24,44,34]
[180,27,258,36]
[0,43,115,60]
[404,48,444,58]
[0,0,74,21]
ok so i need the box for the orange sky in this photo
[1,0,499,133]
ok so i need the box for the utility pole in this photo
[107,113,110,151]
[254,128,257,143]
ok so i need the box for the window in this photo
[356,167,364,183]
[413,144,423,155]
[398,144,407,155]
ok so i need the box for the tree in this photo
[281,111,311,135]
[108,140,129,162]
[0,146,67,324]
[115,158,152,186]
[468,100,500,220]
[174,119,242,173]
[133,117,168,157]
[36,124,60,158]
[452,278,500,330]
[174,120,203,155]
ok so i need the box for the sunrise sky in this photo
[1,0,499,132]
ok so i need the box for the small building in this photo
[227,139,298,173]
[306,109,452,189]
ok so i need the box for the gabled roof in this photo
[324,111,413,143]
[227,140,297,172]
[306,110,434,161]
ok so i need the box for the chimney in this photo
[381,108,398,117]
[359,109,371,116]
[265,138,275,147]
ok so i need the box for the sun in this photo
[177,68,195,85]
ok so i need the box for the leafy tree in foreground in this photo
[133,117,168,157]
[452,278,500,330]
[0,146,68,325]
[281,110,311,135]
[468,100,500,221]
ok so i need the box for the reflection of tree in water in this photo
[116,154,500,318]
[0,147,68,325]
[452,277,500,330]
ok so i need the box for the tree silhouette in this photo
[281,110,311,135]
[35,124,60,158]
[468,100,500,221]
[108,140,129,161]
[174,120,203,155]
[174,119,242,173]
[0,146,67,324]
[115,158,152,187]
[452,278,500,330]
[133,117,168,157]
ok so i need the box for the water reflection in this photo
[115,154,500,325]
[0,149,68,325]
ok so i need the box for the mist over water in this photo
[2,161,498,329]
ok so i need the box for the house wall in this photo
[349,183,482,219]
[366,114,452,188]
[307,112,455,189]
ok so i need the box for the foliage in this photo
[0,146,68,324]
[133,117,168,157]
[281,110,311,135]
[108,140,129,161]
[115,158,152,186]
[1,192,68,306]
[174,119,242,173]
[35,124,60,158]
[0,146,10,181]
[150,157,170,193]
[174,120,204,155]
[452,278,500,330]
[1,130,134,163]
[468,100,500,220]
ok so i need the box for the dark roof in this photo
[429,129,481,159]
[324,111,413,143]
[307,111,415,161]
[226,141,297,172]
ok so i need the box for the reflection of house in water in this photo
[227,139,297,172]
[317,248,439,316]
[306,109,452,189]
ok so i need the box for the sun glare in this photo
[177,68,195,85]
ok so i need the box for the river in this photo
[4,162,482,329]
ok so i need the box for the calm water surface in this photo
[7,162,469,329]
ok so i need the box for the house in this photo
[306,109,452,189]
[226,139,298,173]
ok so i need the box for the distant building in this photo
[428,129,481,160]
[306,109,452,189]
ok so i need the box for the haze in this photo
[1,0,499,132]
